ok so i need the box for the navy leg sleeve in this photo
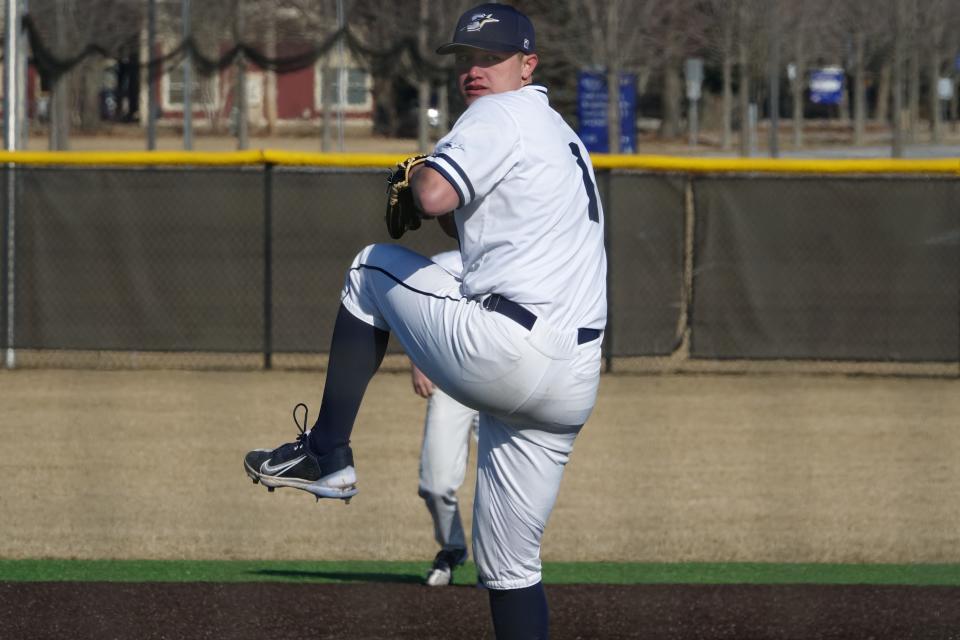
[308,304,389,457]
[488,582,549,640]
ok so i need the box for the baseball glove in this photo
[385,154,429,239]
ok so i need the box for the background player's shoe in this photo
[244,405,358,502]
[425,548,468,586]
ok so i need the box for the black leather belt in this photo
[481,294,602,345]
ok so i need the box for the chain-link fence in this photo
[2,157,958,375]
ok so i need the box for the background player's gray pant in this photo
[418,388,479,552]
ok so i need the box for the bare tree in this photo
[50,1,72,150]
[892,0,907,156]
[782,0,818,147]
[350,0,405,137]
[736,0,758,156]
[703,0,739,149]
[949,15,960,130]
[223,0,298,142]
[242,2,281,135]
[251,0,340,144]
[349,0,464,140]
[833,0,890,146]
[544,0,656,152]
[917,0,950,142]
[706,0,787,154]
[847,1,871,145]
[187,0,245,136]
[28,0,143,148]
[905,0,920,141]
[646,0,708,140]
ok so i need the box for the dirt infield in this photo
[1,368,959,563]
[3,581,960,639]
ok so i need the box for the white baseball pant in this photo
[340,243,602,589]
[418,387,479,553]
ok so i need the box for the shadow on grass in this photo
[249,569,424,584]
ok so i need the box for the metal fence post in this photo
[263,163,274,369]
[600,168,613,373]
[681,175,696,357]
[3,0,25,369]
[1,167,9,366]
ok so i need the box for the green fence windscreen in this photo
[6,166,959,369]
[691,177,960,362]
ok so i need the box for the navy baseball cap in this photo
[436,3,535,55]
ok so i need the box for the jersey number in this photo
[569,143,599,223]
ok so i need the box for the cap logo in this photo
[462,13,499,32]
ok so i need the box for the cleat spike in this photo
[343,497,351,505]
[267,486,275,492]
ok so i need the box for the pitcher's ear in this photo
[521,53,539,83]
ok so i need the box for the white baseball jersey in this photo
[425,85,607,333]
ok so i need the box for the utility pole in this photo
[336,0,345,151]
[417,0,430,153]
[147,0,158,149]
[235,0,248,149]
[50,0,69,149]
[737,1,751,157]
[4,0,25,151]
[182,0,193,150]
[321,58,333,151]
[892,0,904,158]
[767,0,781,158]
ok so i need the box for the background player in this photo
[412,250,481,587]
[245,4,606,638]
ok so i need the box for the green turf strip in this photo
[0,560,958,586]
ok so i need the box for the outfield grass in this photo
[1,560,958,586]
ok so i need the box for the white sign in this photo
[246,73,263,107]
[937,78,954,101]
[685,58,703,101]
[810,71,842,94]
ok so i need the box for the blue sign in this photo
[577,71,637,153]
[809,67,845,106]
[577,72,607,151]
[619,74,637,153]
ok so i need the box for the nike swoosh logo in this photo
[260,455,305,476]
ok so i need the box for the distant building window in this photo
[315,67,371,110]
[163,64,219,109]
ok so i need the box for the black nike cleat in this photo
[243,403,357,502]
[425,547,469,586]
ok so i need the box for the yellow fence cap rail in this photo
[591,154,960,175]
[0,149,957,175]
[0,150,268,166]
[0,149,410,169]
[261,150,408,167]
